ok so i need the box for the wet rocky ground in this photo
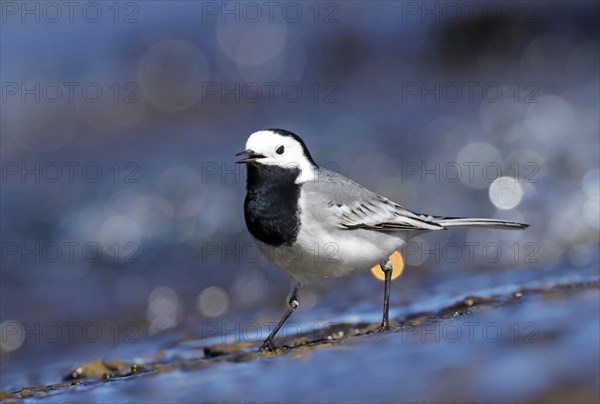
[1,265,599,403]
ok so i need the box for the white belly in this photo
[256,217,407,283]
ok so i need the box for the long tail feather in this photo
[434,217,529,230]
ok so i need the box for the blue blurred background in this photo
[1,0,599,401]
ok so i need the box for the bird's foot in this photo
[371,322,391,334]
[365,323,392,335]
[258,338,277,353]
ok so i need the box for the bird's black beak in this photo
[235,149,265,164]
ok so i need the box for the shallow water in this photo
[2,265,598,403]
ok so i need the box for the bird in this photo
[236,128,528,351]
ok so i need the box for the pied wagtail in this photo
[236,129,528,351]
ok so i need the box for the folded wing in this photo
[303,169,444,232]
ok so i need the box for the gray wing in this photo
[303,169,444,232]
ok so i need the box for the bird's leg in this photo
[378,259,393,331]
[259,284,300,352]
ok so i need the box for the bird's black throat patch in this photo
[244,164,302,246]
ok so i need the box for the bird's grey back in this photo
[301,169,444,231]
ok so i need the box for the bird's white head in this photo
[236,129,318,183]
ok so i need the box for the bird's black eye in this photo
[276,145,285,155]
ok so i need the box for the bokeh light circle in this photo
[456,142,503,189]
[0,320,25,353]
[489,177,524,210]
[216,22,287,65]
[197,286,230,317]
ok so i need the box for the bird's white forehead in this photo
[246,130,292,151]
